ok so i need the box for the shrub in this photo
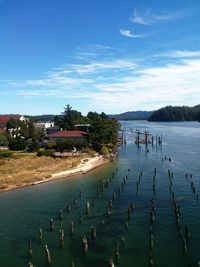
[100,146,109,155]
[27,140,40,152]
[8,138,27,151]
[0,150,13,159]
[0,133,8,146]
[37,149,55,157]
[82,147,96,157]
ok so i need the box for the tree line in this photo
[54,105,120,153]
[148,105,200,122]
[0,105,120,155]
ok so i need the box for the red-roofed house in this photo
[0,115,26,129]
[47,130,87,143]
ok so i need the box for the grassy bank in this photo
[0,152,83,192]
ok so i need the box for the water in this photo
[0,121,200,267]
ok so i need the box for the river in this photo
[0,121,199,267]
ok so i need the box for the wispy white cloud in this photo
[73,44,113,61]
[120,29,135,38]
[84,58,200,112]
[67,59,137,74]
[157,50,200,59]
[4,58,137,90]
[2,49,200,113]
[130,8,196,26]
[130,10,152,26]
[9,76,93,88]
[119,29,150,38]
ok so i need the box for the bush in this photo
[27,140,40,152]
[0,150,13,159]
[100,146,109,155]
[8,138,27,151]
[0,133,8,146]
[37,149,55,157]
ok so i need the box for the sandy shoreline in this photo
[34,156,109,184]
[1,156,111,193]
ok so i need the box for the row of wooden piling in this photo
[185,172,199,201]
[167,165,200,266]
[27,159,199,267]
[27,166,134,267]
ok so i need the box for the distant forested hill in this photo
[28,114,56,121]
[109,111,153,121]
[26,105,200,122]
[148,105,200,122]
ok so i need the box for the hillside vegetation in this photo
[148,105,200,122]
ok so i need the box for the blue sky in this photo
[1,0,200,115]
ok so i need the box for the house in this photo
[0,115,27,129]
[34,121,54,130]
[47,130,87,143]
[34,121,55,135]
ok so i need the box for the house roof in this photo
[48,130,87,138]
[0,115,22,125]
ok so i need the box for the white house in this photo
[34,121,55,135]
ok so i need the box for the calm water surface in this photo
[0,121,200,267]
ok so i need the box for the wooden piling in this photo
[91,226,96,238]
[38,229,43,243]
[70,221,74,235]
[28,241,33,258]
[82,236,88,254]
[50,218,55,231]
[45,245,51,264]
[59,209,63,220]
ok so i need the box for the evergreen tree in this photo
[56,105,90,130]
[62,104,75,130]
